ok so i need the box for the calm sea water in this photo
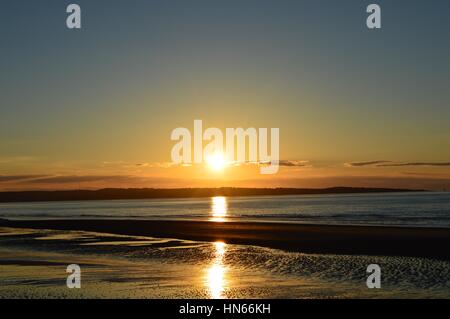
[0,191,449,227]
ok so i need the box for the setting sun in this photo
[205,152,227,171]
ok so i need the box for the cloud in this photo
[102,161,176,169]
[25,175,138,184]
[0,175,49,183]
[278,160,310,167]
[347,161,450,167]
[0,156,38,164]
[135,163,149,167]
[168,159,310,168]
[346,161,391,167]
[377,162,450,167]
[401,171,450,177]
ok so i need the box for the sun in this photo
[205,152,227,171]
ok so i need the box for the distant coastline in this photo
[0,187,424,203]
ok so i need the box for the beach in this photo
[1,225,450,299]
[1,219,450,260]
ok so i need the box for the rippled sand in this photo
[0,227,449,299]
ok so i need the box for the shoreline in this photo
[0,187,424,203]
[1,219,449,260]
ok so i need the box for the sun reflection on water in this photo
[206,197,229,298]
[210,196,227,222]
[206,241,227,299]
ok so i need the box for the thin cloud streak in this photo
[346,161,390,167]
[0,175,49,183]
[378,162,450,167]
[278,160,310,167]
[25,175,145,184]
[347,161,450,167]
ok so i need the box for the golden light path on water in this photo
[210,196,227,222]
[206,197,229,298]
[206,241,227,299]
[209,196,228,222]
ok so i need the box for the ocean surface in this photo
[1,191,449,228]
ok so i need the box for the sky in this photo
[1,0,450,190]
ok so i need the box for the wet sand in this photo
[1,219,450,260]
[1,227,449,299]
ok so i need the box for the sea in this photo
[1,191,449,228]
